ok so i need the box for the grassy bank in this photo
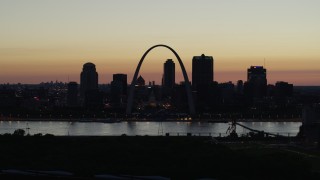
[0,136,319,179]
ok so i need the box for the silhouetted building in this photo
[136,75,145,86]
[80,62,98,98]
[275,81,293,98]
[299,105,320,143]
[148,81,156,87]
[267,84,276,97]
[84,89,104,109]
[163,59,175,88]
[244,66,267,101]
[192,54,214,109]
[0,89,17,108]
[20,87,49,110]
[173,82,188,111]
[247,66,266,83]
[236,80,243,94]
[274,81,293,106]
[147,90,157,107]
[111,74,127,106]
[22,87,48,99]
[192,54,214,90]
[113,74,127,95]
[219,81,235,104]
[67,82,78,107]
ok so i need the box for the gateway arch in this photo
[126,44,196,115]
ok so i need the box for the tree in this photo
[13,129,25,136]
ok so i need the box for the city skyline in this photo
[0,59,317,86]
[1,1,320,179]
[1,0,320,85]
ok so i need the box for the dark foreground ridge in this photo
[0,136,319,180]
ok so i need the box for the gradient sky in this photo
[0,0,319,85]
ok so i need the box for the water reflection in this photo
[0,121,302,137]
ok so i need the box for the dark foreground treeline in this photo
[0,136,319,180]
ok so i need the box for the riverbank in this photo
[0,136,319,179]
[0,120,301,137]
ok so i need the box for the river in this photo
[0,120,301,137]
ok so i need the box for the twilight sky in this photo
[0,0,319,85]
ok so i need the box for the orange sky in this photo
[0,1,319,85]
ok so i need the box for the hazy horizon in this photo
[1,0,319,85]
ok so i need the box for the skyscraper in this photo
[247,66,267,83]
[163,59,175,88]
[192,54,214,110]
[274,81,293,106]
[80,62,98,98]
[67,82,78,107]
[192,54,214,90]
[244,66,267,99]
[113,74,127,95]
[111,74,127,105]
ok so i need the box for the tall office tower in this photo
[245,66,267,99]
[219,81,235,104]
[163,59,175,88]
[272,81,293,106]
[247,66,267,83]
[111,74,127,105]
[113,74,127,95]
[192,54,214,110]
[67,82,78,107]
[192,54,214,90]
[80,62,98,98]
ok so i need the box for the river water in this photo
[0,121,301,137]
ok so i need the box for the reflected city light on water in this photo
[0,121,302,137]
